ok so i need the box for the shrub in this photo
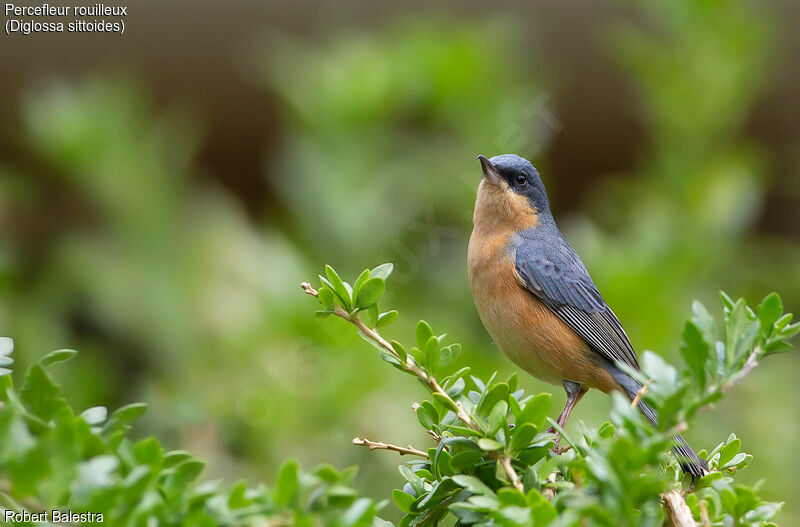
[0,262,796,526]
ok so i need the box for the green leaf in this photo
[497,487,527,507]
[477,438,502,451]
[134,437,164,467]
[416,477,460,510]
[175,458,205,482]
[452,475,494,496]
[367,304,380,326]
[274,459,299,505]
[680,322,709,391]
[722,452,749,470]
[164,450,192,467]
[720,291,735,312]
[416,401,439,429]
[392,489,415,513]
[352,269,371,296]
[509,423,537,453]
[108,403,147,425]
[718,438,741,467]
[340,497,375,527]
[390,340,407,364]
[445,377,466,398]
[746,502,782,522]
[516,393,551,429]
[439,343,461,368]
[449,451,483,471]
[228,480,251,509]
[20,363,66,421]
[597,421,615,439]
[376,310,398,327]
[370,263,394,280]
[529,490,558,525]
[694,471,723,489]
[80,406,108,426]
[313,464,340,483]
[398,465,424,496]
[40,348,78,367]
[424,336,440,373]
[488,400,508,436]
[479,383,509,416]
[775,313,793,330]
[724,298,760,368]
[317,287,335,308]
[416,321,434,350]
[433,392,458,413]
[324,265,352,310]
[757,292,782,334]
[355,277,385,310]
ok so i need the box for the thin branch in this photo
[497,456,523,490]
[542,472,558,501]
[0,480,47,515]
[662,489,697,527]
[698,499,711,527]
[352,437,429,458]
[630,379,652,408]
[301,281,524,492]
[412,403,442,442]
[720,347,760,393]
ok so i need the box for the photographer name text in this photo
[5,509,104,523]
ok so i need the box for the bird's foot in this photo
[547,429,572,454]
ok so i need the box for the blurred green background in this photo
[1,0,799,523]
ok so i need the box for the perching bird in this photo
[467,153,707,477]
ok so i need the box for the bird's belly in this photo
[476,280,583,385]
[468,250,610,389]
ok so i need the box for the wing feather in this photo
[514,239,639,370]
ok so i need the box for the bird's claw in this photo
[548,427,572,455]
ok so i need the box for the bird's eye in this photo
[515,173,528,187]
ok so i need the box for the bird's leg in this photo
[549,380,587,453]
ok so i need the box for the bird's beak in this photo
[477,155,501,186]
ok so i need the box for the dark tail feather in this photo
[606,365,708,478]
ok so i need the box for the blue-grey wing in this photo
[514,240,640,370]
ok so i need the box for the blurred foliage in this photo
[0,0,798,524]
[0,338,384,526]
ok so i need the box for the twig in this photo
[0,480,48,515]
[662,489,697,527]
[721,347,760,393]
[542,472,558,501]
[497,455,523,490]
[698,499,710,527]
[412,403,442,442]
[352,437,429,458]
[630,379,651,408]
[302,281,525,492]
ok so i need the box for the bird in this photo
[467,153,707,478]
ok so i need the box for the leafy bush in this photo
[0,262,796,526]
[0,338,381,526]
[303,264,797,526]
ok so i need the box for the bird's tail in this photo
[606,365,708,478]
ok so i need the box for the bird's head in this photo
[473,154,550,230]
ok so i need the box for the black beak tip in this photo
[477,154,500,185]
